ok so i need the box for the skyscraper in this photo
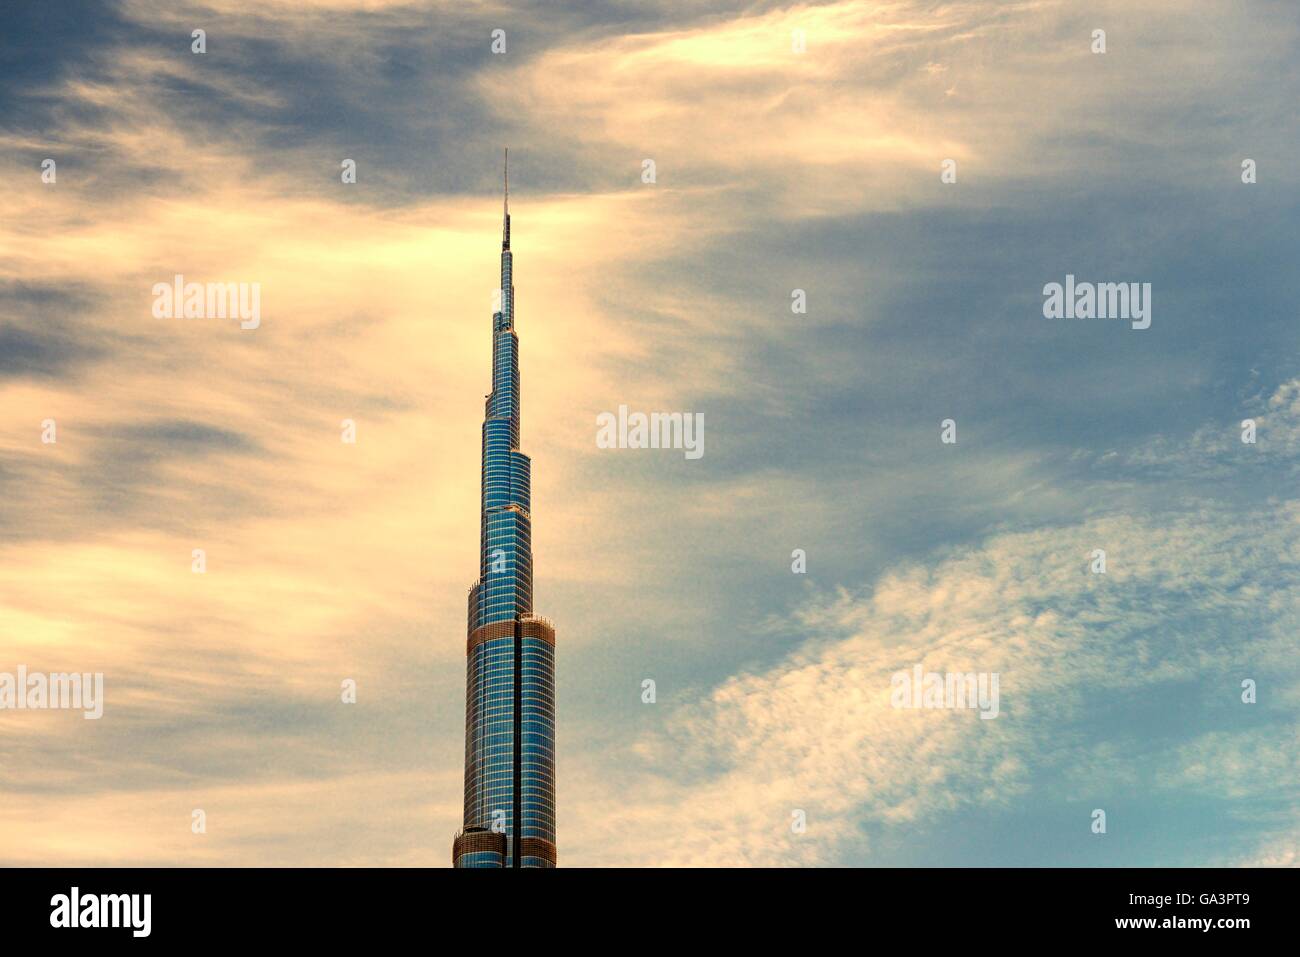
[453,152,557,868]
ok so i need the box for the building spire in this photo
[502,148,510,250]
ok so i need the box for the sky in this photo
[0,0,1297,867]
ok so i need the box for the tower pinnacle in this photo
[502,148,510,250]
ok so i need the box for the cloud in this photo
[491,0,1299,216]
[565,497,1300,865]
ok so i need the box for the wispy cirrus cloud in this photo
[567,495,1300,866]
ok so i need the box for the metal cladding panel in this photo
[519,635,556,847]
[478,510,532,627]
[453,830,508,868]
[463,635,514,837]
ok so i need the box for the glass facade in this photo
[455,163,557,869]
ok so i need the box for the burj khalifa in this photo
[453,152,557,868]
